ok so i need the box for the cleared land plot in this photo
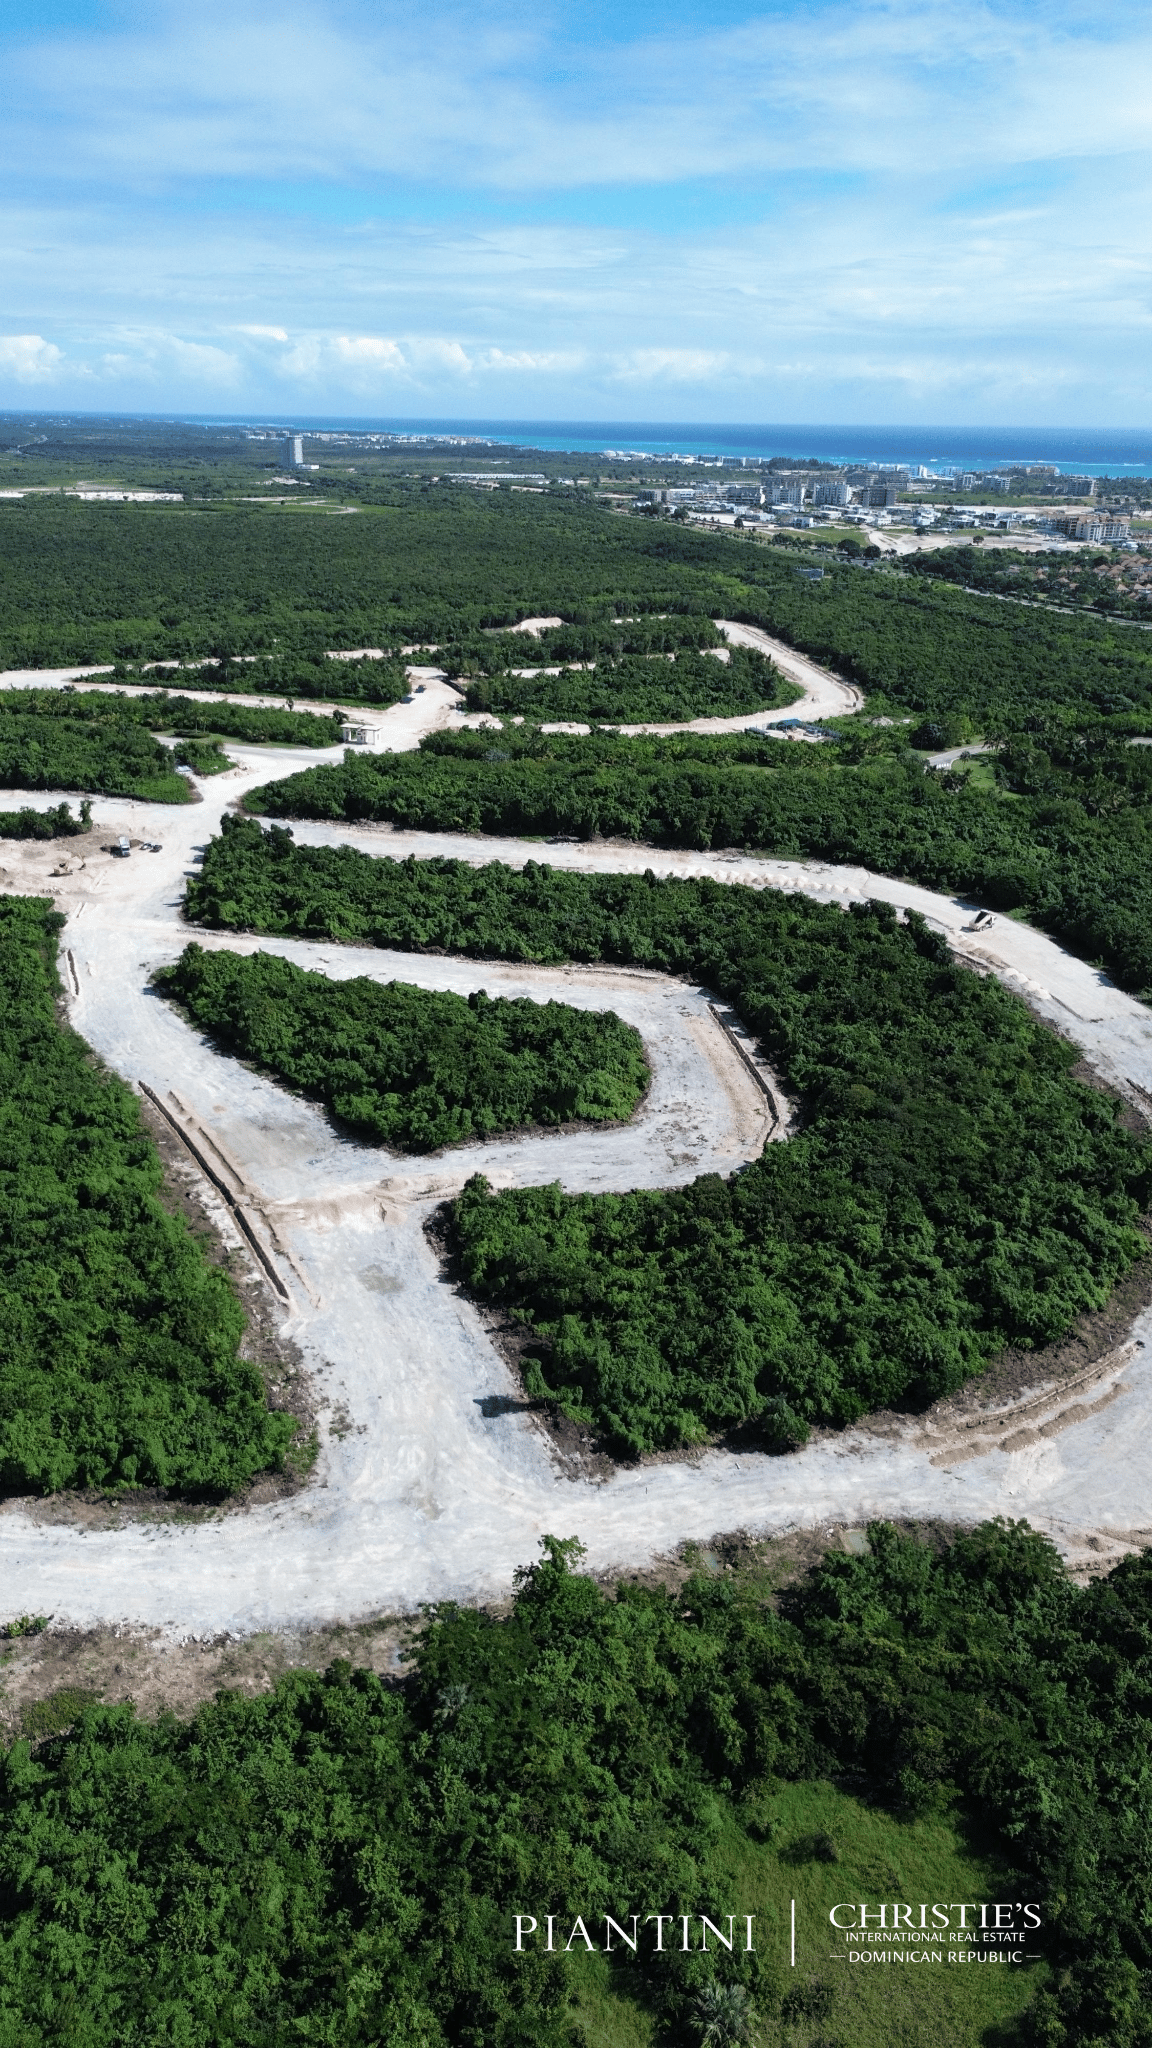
[0,730,1140,1625]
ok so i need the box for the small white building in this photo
[341,722,381,745]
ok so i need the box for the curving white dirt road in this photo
[0,661,467,749]
[599,620,861,737]
[0,647,1149,1631]
[0,618,857,752]
[473,620,863,739]
[715,619,863,720]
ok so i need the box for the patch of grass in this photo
[21,1688,99,1743]
[953,755,1002,796]
[569,1956,658,2047]
[285,1425,320,1478]
[573,1782,1041,2048]
[743,1783,1039,2045]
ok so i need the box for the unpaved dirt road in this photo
[482,620,863,738]
[716,619,863,720]
[0,662,466,744]
[0,618,857,747]
[0,653,1150,1632]
[602,620,860,735]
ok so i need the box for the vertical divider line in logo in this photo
[790,1899,796,1967]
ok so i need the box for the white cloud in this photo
[275,333,409,389]
[165,337,242,383]
[478,348,588,374]
[90,334,242,389]
[5,302,1149,422]
[1,3,1150,420]
[0,334,63,383]
[3,0,1152,196]
[329,336,408,371]
[2,167,1151,420]
[401,337,473,376]
[608,349,744,385]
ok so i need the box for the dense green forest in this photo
[156,945,648,1151]
[717,560,1152,722]
[2,1521,1150,2047]
[0,690,344,803]
[0,896,294,1494]
[185,819,1149,1453]
[168,737,231,776]
[439,613,724,676]
[0,712,192,803]
[114,651,411,708]
[2,492,1151,728]
[463,647,796,723]
[907,542,1152,621]
[242,718,1152,996]
[0,687,345,748]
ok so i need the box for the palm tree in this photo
[692,1979,755,2046]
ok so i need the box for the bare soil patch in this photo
[0,1615,410,1744]
[591,1517,968,1607]
[0,1520,966,1740]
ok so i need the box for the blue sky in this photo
[1,0,1150,422]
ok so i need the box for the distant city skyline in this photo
[1,1,1150,423]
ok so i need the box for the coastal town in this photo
[631,462,1143,549]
